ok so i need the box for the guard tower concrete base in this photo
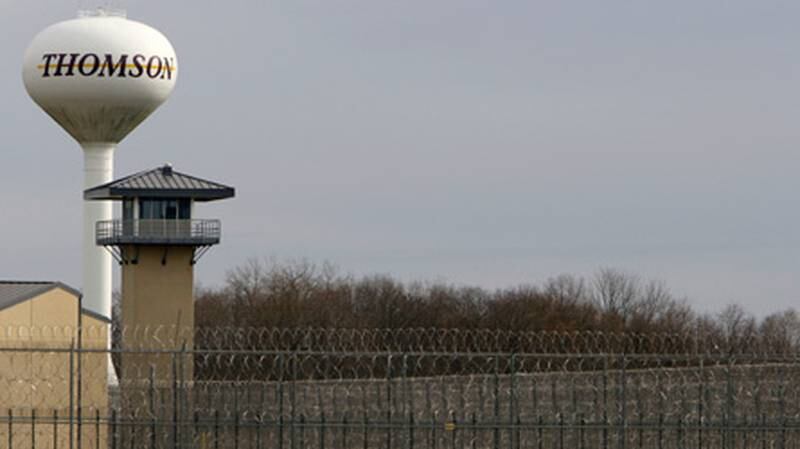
[121,245,195,382]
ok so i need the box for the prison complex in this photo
[9,7,234,447]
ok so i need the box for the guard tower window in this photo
[139,199,191,219]
[165,200,178,219]
[123,199,134,220]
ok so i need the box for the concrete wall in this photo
[121,245,194,382]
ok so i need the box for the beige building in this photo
[0,281,108,448]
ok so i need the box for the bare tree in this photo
[543,274,587,306]
[592,268,641,330]
[196,258,780,352]
[760,309,800,353]
[225,258,270,306]
[717,303,757,353]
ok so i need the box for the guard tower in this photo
[85,164,234,381]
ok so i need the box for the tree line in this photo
[193,259,800,351]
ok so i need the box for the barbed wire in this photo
[0,324,794,356]
[2,326,800,448]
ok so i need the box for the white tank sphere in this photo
[23,15,178,144]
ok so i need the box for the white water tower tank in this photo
[22,6,178,382]
[23,10,177,145]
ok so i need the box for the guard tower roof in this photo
[84,164,235,201]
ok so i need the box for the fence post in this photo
[470,413,476,449]
[194,411,202,449]
[450,413,457,449]
[431,415,438,449]
[173,347,180,449]
[150,365,157,449]
[402,354,409,418]
[778,366,786,449]
[637,408,644,449]
[214,409,220,449]
[657,413,663,449]
[54,409,60,449]
[619,352,627,449]
[298,413,306,449]
[536,415,543,449]
[725,354,735,449]
[753,364,762,433]
[408,412,414,449]
[253,410,266,449]
[343,413,349,449]
[234,408,240,449]
[550,378,558,425]
[278,353,284,449]
[602,356,609,449]
[320,412,326,449]
[110,409,117,449]
[634,375,643,449]
[362,412,368,449]
[69,340,74,449]
[570,375,577,418]
[95,409,100,449]
[180,341,189,449]
[493,356,500,449]
[129,410,138,449]
[698,358,704,449]
[77,297,83,449]
[387,354,393,449]
[291,351,297,449]
[509,353,517,449]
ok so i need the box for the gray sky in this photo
[1,1,798,316]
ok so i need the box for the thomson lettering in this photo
[38,53,176,80]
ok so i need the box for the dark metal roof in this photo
[0,282,62,310]
[84,164,235,202]
[0,281,111,323]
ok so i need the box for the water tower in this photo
[22,5,178,381]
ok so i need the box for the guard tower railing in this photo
[96,219,221,246]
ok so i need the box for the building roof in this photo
[84,164,235,202]
[0,281,110,323]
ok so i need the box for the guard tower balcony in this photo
[96,219,221,246]
[85,164,235,264]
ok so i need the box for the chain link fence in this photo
[1,326,800,448]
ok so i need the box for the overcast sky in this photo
[1,1,798,316]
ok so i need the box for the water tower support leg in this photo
[82,143,116,386]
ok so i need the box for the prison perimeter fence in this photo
[2,326,800,448]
